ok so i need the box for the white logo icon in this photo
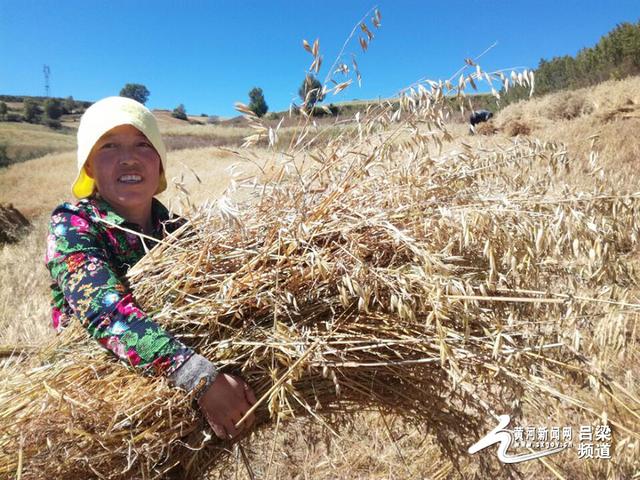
[469,415,567,463]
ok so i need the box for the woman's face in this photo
[85,124,161,212]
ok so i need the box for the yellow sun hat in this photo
[72,96,167,199]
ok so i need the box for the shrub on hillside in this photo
[0,143,10,168]
[43,118,62,129]
[290,103,338,117]
[44,98,64,120]
[172,104,188,121]
[312,104,338,117]
[23,100,40,123]
[0,102,7,120]
[5,113,22,122]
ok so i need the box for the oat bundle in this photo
[1,70,638,479]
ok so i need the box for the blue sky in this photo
[1,1,638,118]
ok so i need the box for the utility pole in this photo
[43,65,51,97]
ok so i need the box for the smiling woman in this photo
[84,124,161,234]
[44,97,257,456]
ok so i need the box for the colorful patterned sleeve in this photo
[45,205,194,377]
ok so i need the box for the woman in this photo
[45,96,255,441]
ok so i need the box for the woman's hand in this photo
[197,373,256,441]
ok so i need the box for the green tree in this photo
[523,20,640,99]
[172,104,187,120]
[0,102,7,120]
[248,87,268,117]
[298,74,325,110]
[23,99,39,123]
[119,83,150,104]
[44,98,64,119]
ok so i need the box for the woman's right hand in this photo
[197,373,256,441]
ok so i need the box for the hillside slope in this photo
[494,76,640,184]
[2,75,640,218]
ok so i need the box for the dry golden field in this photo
[1,75,639,479]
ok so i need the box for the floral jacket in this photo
[45,195,193,377]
